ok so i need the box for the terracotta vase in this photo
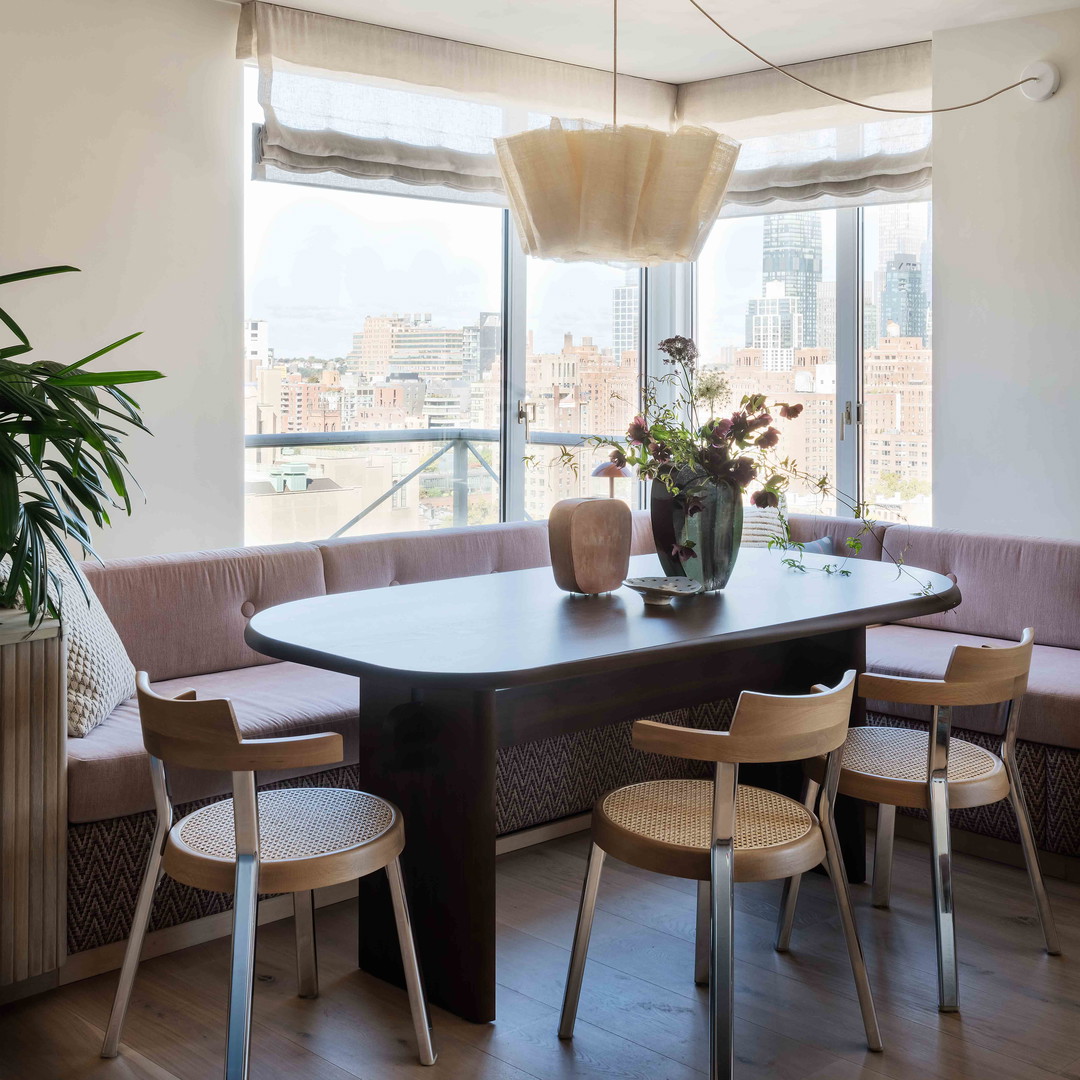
[548,497,632,595]
[651,471,742,592]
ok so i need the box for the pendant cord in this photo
[613,0,618,127]
[685,0,1035,115]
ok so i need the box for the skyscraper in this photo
[762,213,823,347]
[745,281,804,372]
[881,255,927,342]
[612,269,640,362]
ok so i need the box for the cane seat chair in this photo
[101,674,437,1078]
[559,672,882,1080]
[781,628,1060,1014]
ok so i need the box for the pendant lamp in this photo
[493,1,740,266]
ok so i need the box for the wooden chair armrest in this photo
[632,719,727,762]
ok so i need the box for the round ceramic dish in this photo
[622,576,704,606]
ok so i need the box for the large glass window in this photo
[522,263,641,520]
[244,75,503,544]
[697,212,837,513]
[697,203,931,522]
[862,203,933,525]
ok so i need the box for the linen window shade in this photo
[236,2,932,214]
[236,1,676,204]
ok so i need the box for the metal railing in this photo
[244,427,597,535]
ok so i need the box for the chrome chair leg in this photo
[559,843,606,1039]
[872,803,896,910]
[928,775,959,1012]
[695,879,710,985]
[1004,753,1061,955]
[387,858,437,1066]
[293,890,319,999]
[823,808,883,1051]
[709,838,736,1080]
[101,821,168,1057]
[774,776,819,953]
[226,853,261,1080]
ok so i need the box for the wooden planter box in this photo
[0,612,67,994]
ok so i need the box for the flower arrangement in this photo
[585,334,930,595]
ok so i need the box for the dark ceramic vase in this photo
[651,471,743,592]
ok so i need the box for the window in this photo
[523,264,642,520]
[243,71,645,543]
[696,202,932,522]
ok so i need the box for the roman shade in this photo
[237,2,932,214]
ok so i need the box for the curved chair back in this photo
[859,628,1034,710]
[136,672,343,773]
[632,671,857,764]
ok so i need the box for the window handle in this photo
[517,399,537,441]
[839,400,853,441]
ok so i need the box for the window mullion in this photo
[500,210,528,522]
[835,206,862,515]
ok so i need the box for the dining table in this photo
[245,546,959,1024]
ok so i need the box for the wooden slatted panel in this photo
[0,621,67,986]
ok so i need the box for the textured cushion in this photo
[786,514,886,561]
[880,524,1080,649]
[54,564,136,738]
[81,543,326,681]
[741,506,785,548]
[866,624,1080,751]
[66,662,360,823]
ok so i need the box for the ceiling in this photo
[272,0,1073,82]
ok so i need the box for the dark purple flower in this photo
[751,489,779,509]
[657,336,699,368]
[729,456,757,488]
[671,542,697,562]
[609,448,627,468]
[779,403,803,420]
[755,426,781,449]
[648,440,672,463]
[683,493,706,517]
[702,443,729,477]
[627,414,649,445]
[747,412,773,431]
[709,417,733,442]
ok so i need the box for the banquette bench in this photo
[3,511,1079,1001]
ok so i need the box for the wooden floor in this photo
[3,833,1080,1080]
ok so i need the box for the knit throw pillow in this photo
[740,506,786,548]
[53,562,136,737]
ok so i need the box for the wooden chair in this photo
[558,671,882,1080]
[100,674,436,1077]
[779,628,1060,1013]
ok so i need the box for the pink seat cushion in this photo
[67,663,359,823]
[867,624,1080,751]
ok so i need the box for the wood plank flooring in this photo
[2,833,1079,1080]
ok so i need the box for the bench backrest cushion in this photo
[318,513,655,594]
[882,524,1080,650]
[81,544,326,681]
[785,514,887,561]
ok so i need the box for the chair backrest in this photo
[859,627,1034,709]
[633,671,857,764]
[135,672,344,773]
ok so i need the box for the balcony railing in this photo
[244,428,598,536]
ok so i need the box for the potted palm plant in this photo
[0,264,163,627]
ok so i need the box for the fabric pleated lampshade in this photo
[494,119,740,266]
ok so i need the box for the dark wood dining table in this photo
[245,547,959,1024]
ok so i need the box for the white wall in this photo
[3,0,243,557]
[932,8,1080,538]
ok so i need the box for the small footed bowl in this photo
[623,576,704,606]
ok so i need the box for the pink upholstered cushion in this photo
[318,513,656,595]
[81,544,326,681]
[880,525,1080,650]
[66,662,359,823]
[867,624,1080,751]
[786,514,886,561]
